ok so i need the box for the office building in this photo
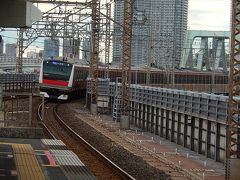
[43,39,59,59]
[5,43,17,57]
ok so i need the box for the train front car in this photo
[39,60,74,100]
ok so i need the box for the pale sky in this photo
[188,0,231,31]
[17,0,234,32]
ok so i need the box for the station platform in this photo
[0,138,96,180]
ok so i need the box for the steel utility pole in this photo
[226,0,240,179]
[120,0,133,129]
[90,0,100,114]
[104,3,111,79]
[146,35,153,85]
[16,28,24,73]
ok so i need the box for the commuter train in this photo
[39,59,228,100]
[39,60,87,100]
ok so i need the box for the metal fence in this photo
[0,73,39,92]
[87,80,228,162]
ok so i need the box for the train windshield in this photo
[43,60,73,81]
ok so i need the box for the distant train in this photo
[39,59,229,100]
[39,60,87,100]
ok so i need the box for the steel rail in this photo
[37,101,56,139]
[53,104,135,180]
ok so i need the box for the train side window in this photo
[77,69,80,81]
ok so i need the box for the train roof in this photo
[43,59,228,75]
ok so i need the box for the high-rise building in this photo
[0,39,3,55]
[112,0,188,68]
[82,38,91,64]
[63,39,71,59]
[5,43,17,57]
[43,39,59,59]
[27,51,37,58]
[38,50,43,59]
[63,38,80,59]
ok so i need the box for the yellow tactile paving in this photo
[12,144,45,180]
[0,143,45,180]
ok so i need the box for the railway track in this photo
[37,101,56,139]
[38,101,135,180]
